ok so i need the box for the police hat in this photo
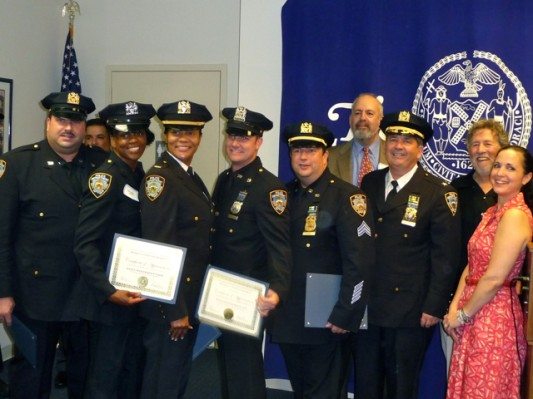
[284,122,334,148]
[41,92,96,121]
[157,100,212,130]
[222,106,273,137]
[380,111,433,144]
[99,101,156,144]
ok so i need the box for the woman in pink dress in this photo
[444,145,533,399]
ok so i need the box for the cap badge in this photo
[270,189,288,215]
[67,92,80,105]
[399,111,411,122]
[177,100,191,114]
[234,106,247,122]
[445,192,458,216]
[0,160,6,179]
[125,102,139,116]
[145,175,165,201]
[300,122,313,134]
[89,173,112,199]
[350,194,367,217]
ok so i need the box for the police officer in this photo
[139,100,213,399]
[73,101,156,398]
[271,122,375,398]
[359,111,460,399]
[0,92,106,398]
[212,107,291,399]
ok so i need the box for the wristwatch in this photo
[457,308,473,325]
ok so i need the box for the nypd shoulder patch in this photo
[445,192,458,216]
[270,189,287,215]
[89,173,112,199]
[0,160,6,179]
[145,175,165,201]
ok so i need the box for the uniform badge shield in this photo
[445,192,458,216]
[89,173,112,199]
[0,160,6,179]
[350,194,367,217]
[270,190,287,215]
[145,175,165,201]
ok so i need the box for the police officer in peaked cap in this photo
[72,100,156,398]
[0,91,107,398]
[212,106,291,399]
[138,100,213,399]
[356,110,460,398]
[271,121,375,398]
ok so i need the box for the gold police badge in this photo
[270,190,287,215]
[445,192,458,216]
[0,160,6,179]
[350,194,367,217]
[145,175,165,201]
[89,173,112,199]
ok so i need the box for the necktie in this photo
[358,147,373,186]
[386,180,398,202]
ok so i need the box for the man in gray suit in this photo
[328,93,387,186]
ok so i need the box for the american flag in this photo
[61,26,82,93]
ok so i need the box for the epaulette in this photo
[422,171,451,189]
[153,160,169,169]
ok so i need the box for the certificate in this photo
[107,234,186,304]
[197,266,268,338]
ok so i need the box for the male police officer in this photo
[0,92,106,398]
[212,107,291,399]
[272,122,375,398]
[139,100,213,399]
[358,111,460,399]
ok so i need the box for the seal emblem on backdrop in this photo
[412,50,531,181]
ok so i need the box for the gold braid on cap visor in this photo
[288,136,327,147]
[161,120,206,126]
[385,126,424,140]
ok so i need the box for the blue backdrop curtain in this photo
[269,1,533,397]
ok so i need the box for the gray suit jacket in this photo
[328,136,388,184]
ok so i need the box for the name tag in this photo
[123,184,139,202]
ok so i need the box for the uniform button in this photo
[377,217,383,222]
[186,277,191,282]
[403,233,408,238]
[194,216,199,221]
[229,229,234,233]
[39,212,45,217]
[78,204,82,208]
[394,287,399,292]
[34,270,39,276]
[209,245,213,250]
[210,228,215,232]
[306,243,310,248]
[374,233,378,238]
[215,211,220,216]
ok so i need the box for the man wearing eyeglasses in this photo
[0,92,106,398]
[212,107,291,399]
[139,100,213,399]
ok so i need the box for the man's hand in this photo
[325,322,348,334]
[0,297,15,326]
[169,316,193,341]
[256,289,280,317]
[108,290,146,306]
[420,312,440,328]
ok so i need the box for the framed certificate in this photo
[106,233,186,304]
[196,266,268,338]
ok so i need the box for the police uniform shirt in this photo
[361,165,460,327]
[211,157,291,300]
[271,169,375,345]
[0,140,106,321]
[73,151,145,324]
[139,151,213,323]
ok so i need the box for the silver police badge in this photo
[412,50,531,182]
[177,100,191,114]
[0,160,6,179]
[89,173,112,199]
[350,194,367,217]
[445,192,458,216]
[125,101,139,116]
[270,190,287,215]
[145,175,165,201]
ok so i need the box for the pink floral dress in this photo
[447,193,532,399]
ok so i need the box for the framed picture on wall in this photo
[0,77,13,155]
